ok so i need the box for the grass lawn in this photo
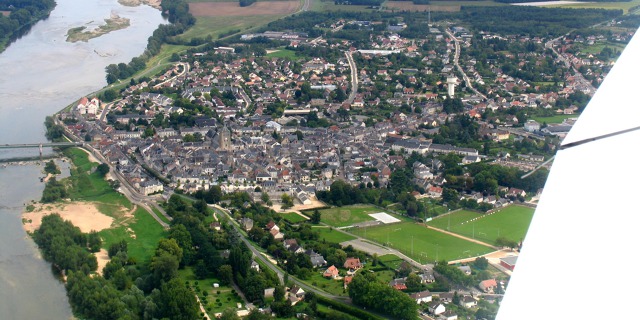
[447,205,535,246]
[280,211,308,223]
[574,41,627,57]
[319,204,385,227]
[313,226,356,243]
[531,114,579,124]
[349,222,493,263]
[178,267,244,317]
[378,254,405,271]
[63,148,166,263]
[308,272,348,296]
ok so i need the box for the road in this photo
[344,51,359,103]
[57,118,171,228]
[209,205,394,318]
[445,29,487,101]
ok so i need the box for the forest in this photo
[0,0,56,52]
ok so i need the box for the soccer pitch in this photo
[427,205,535,245]
[349,222,494,263]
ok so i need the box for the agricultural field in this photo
[188,1,300,17]
[384,0,505,12]
[319,204,399,227]
[311,0,381,12]
[429,205,535,245]
[313,226,356,243]
[349,222,494,263]
[549,0,640,13]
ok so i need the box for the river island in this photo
[66,14,130,43]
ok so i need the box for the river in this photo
[0,0,166,318]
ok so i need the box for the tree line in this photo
[105,0,195,84]
[0,0,56,52]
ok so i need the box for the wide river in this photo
[0,0,166,318]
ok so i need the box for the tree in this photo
[153,278,200,320]
[102,89,118,102]
[281,193,294,209]
[274,285,285,301]
[261,192,270,204]
[472,257,489,270]
[151,253,179,283]
[406,273,422,292]
[311,209,321,224]
[220,308,241,320]
[96,163,110,177]
[87,231,102,253]
[44,160,60,175]
[218,264,233,285]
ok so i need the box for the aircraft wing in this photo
[497,27,640,319]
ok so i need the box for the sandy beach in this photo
[22,202,114,234]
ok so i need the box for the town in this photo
[40,6,637,320]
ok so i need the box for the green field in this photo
[426,210,483,231]
[446,206,535,245]
[313,226,356,243]
[377,254,405,270]
[266,48,305,59]
[99,207,166,263]
[63,147,166,263]
[177,14,286,42]
[531,114,579,124]
[575,41,627,56]
[350,222,494,263]
[319,205,384,227]
[280,211,308,223]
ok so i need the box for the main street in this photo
[345,51,359,103]
[445,29,487,101]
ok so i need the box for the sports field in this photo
[319,204,400,227]
[349,222,494,263]
[427,205,535,245]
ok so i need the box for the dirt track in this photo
[189,1,300,17]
